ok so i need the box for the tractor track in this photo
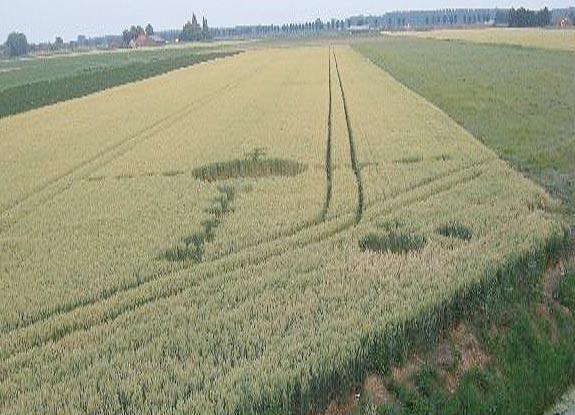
[0,162,486,366]
[333,49,365,224]
[0,47,491,367]
[320,47,334,221]
[0,157,487,341]
[0,52,255,235]
[0,46,487,340]
[0,45,337,336]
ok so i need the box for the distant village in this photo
[3,6,575,57]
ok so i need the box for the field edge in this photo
[239,229,570,415]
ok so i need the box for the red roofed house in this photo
[131,34,166,48]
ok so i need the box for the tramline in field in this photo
[0,45,563,414]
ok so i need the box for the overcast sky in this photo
[0,1,571,43]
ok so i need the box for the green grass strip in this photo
[0,51,238,118]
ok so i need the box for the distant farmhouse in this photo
[131,34,166,48]
[554,7,575,27]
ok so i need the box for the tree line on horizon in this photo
[1,6,569,57]
[349,6,558,29]
[508,7,552,27]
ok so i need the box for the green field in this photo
[0,45,238,91]
[0,36,573,414]
[0,46,240,118]
[355,36,575,222]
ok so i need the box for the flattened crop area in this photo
[0,46,561,414]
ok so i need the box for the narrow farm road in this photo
[547,386,575,415]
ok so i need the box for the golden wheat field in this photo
[401,27,575,51]
[0,45,562,414]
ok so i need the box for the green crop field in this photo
[0,41,571,414]
[0,47,239,118]
[0,44,239,91]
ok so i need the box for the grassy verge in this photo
[353,252,575,415]
[0,51,237,118]
[251,232,569,415]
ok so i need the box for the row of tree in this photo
[508,7,551,27]
[211,19,345,38]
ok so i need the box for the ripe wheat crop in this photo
[401,28,575,51]
[0,45,564,414]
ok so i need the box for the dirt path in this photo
[547,386,575,415]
